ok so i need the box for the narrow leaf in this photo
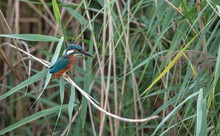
[52,0,62,30]
[0,69,47,100]
[0,34,59,41]
[66,7,87,26]
[43,36,64,90]
[196,88,207,136]
[0,105,68,135]
[68,85,75,122]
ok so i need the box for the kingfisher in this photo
[49,44,93,79]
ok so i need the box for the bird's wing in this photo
[49,55,70,73]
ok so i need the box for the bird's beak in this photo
[81,50,93,57]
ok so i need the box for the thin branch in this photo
[65,76,159,123]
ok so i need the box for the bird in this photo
[49,44,93,79]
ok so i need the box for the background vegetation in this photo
[0,0,220,135]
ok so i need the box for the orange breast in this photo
[66,54,75,70]
[51,55,75,79]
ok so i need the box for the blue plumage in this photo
[49,55,70,73]
[49,44,92,78]
[66,44,83,51]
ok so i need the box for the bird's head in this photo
[65,44,93,57]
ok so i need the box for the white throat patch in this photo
[66,50,74,55]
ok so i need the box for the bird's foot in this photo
[63,73,69,79]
